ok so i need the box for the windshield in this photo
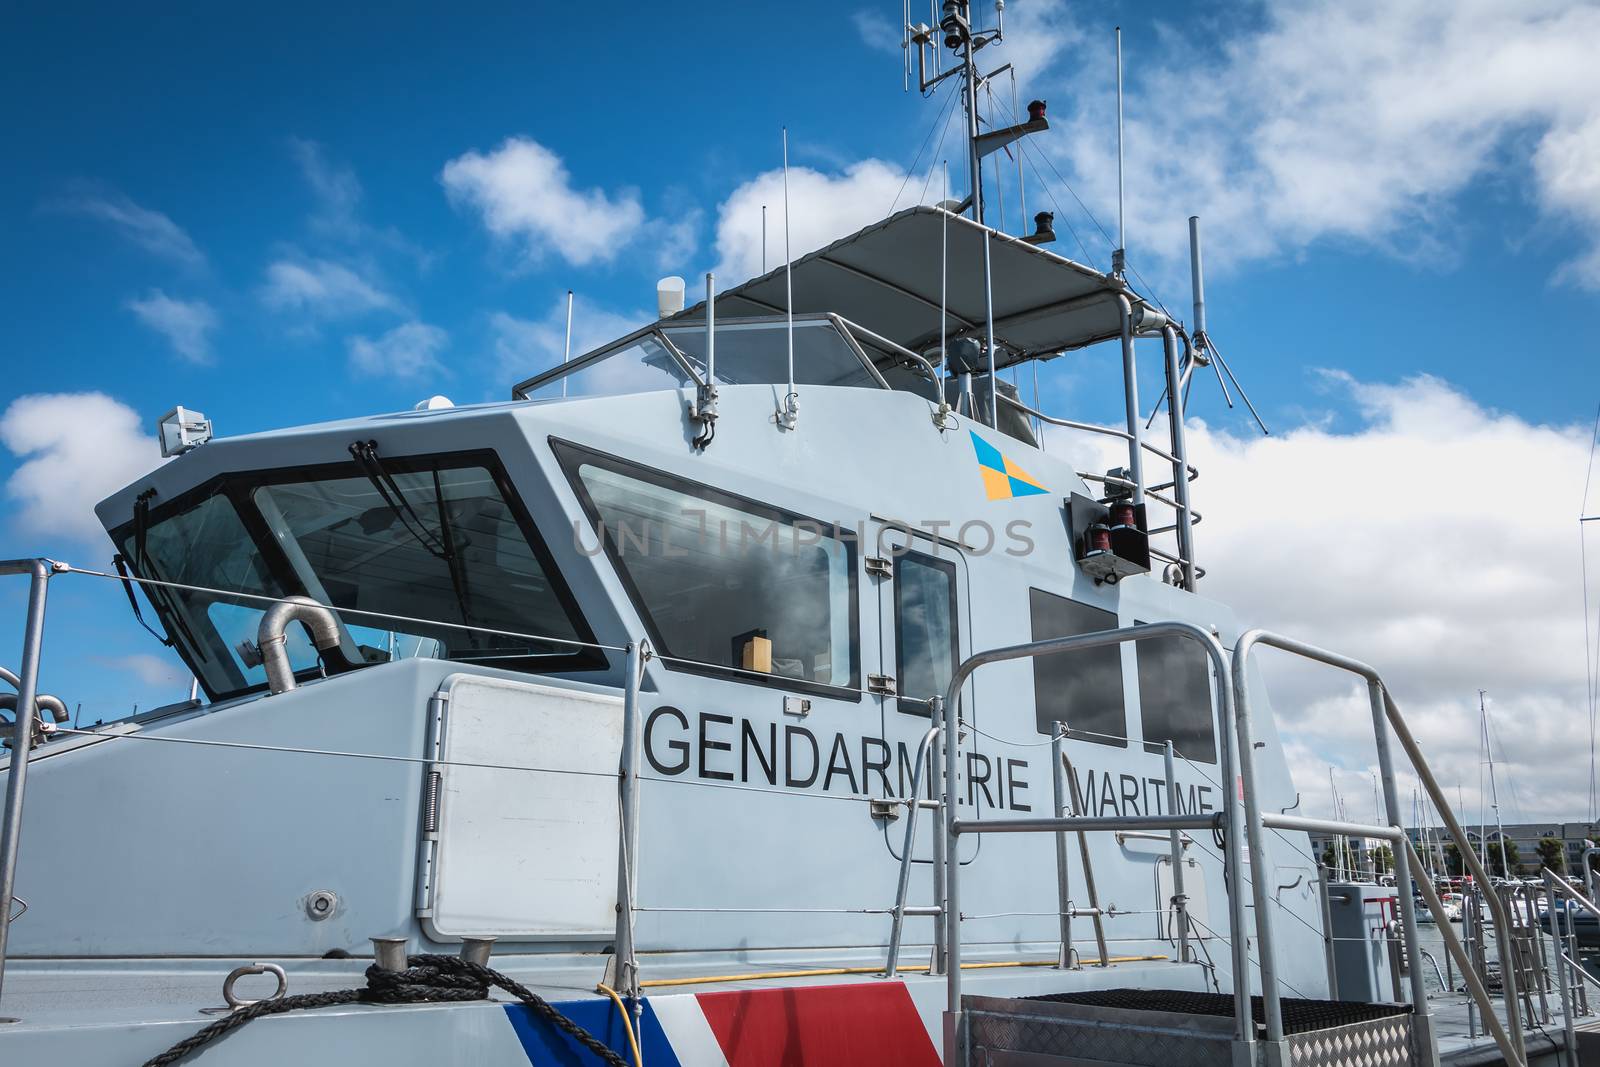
[662,320,881,389]
[116,452,601,699]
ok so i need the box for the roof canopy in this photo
[676,206,1164,368]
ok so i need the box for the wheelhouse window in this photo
[1028,588,1126,744]
[663,320,881,389]
[555,440,859,697]
[895,551,957,715]
[113,452,601,699]
[1135,623,1217,764]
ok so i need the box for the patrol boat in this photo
[0,5,1569,1066]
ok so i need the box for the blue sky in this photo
[3,1,1600,818]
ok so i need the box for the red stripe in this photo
[696,981,940,1067]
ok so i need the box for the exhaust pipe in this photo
[257,596,342,695]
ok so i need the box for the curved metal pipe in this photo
[258,596,342,695]
[0,667,68,723]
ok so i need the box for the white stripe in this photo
[649,994,731,1067]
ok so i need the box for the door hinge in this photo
[868,673,897,696]
[865,556,893,579]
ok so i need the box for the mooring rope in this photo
[141,954,629,1067]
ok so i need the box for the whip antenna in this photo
[1113,26,1126,278]
[562,289,574,398]
[780,127,798,429]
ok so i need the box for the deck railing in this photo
[932,622,1534,1067]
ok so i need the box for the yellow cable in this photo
[637,954,1166,989]
[594,983,643,1067]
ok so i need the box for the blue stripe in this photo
[504,998,680,1066]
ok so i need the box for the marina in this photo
[4,3,1600,1066]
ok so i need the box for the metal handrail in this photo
[0,558,53,1008]
[1235,629,1520,1067]
[998,393,1202,482]
[1543,869,1590,1067]
[937,621,1256,1064]
[885,723,943,977]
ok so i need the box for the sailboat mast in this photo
[1482,689,1507,878]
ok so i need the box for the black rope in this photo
[141,954,629,1067]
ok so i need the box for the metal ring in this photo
[223,962,288,1009]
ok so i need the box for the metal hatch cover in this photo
[675,205,1158,367]
[421,674,623,942]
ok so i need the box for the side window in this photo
[1029,588,1126,745]
[894,551,957,716]
[1135,624,1217,764]
[554,440,859,699]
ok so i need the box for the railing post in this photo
[1164,740,1191,964]
[1160,325,1196,589]
[1408,841,1522,1067]
[1230,644,1286,1066]
[1051,722,1075,968]
[1380,686,1526,1065]
[612,642,643,1000]
[1116,294,1145,504]
[939,692,965,1065]
[886,723,940,977]
[1214,648,1254,1060]
[1316,864,1339,999]
[0,559,51,1012]
[1366,680,1437,1067]
[1545,870,1580,1067]
[932,725,947,976]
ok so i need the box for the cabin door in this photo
[873,527,977,863]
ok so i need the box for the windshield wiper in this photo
[348,441,476,640]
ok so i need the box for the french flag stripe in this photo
[651,993,732,1066]
[695,981,941,1066]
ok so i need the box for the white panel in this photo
[427,675,622,940]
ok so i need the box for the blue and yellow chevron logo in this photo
[970,430,1048,500]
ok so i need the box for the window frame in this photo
[108,448,607,701]
[1133,618,1218,764]
[1026,586,1128,747]
[893,549,959,717]
[552,437,862,701]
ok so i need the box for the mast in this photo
[1479,694,1491,878]
[1483,689,1507,878]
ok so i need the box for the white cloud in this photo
[347,321,449,380]
[441,137,646,267]
[0,393,162,545]
[646,210,702,273]
[713,159,929,284]
[260,256,401,319]
[103,653,189,689]
[289,137,363,239]
[1024,0,1600,287]
[851,9,902,54]
[124,290,218,364]
[1057,372,1596,822]
[491,297,650,388]
[50,188,206,269]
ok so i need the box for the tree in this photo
[1371,844,1395,876]
[1487,838,1520,878]
[1322,840,1359,876]
[1444,843,1464,877]
[1538,837,1565,874]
